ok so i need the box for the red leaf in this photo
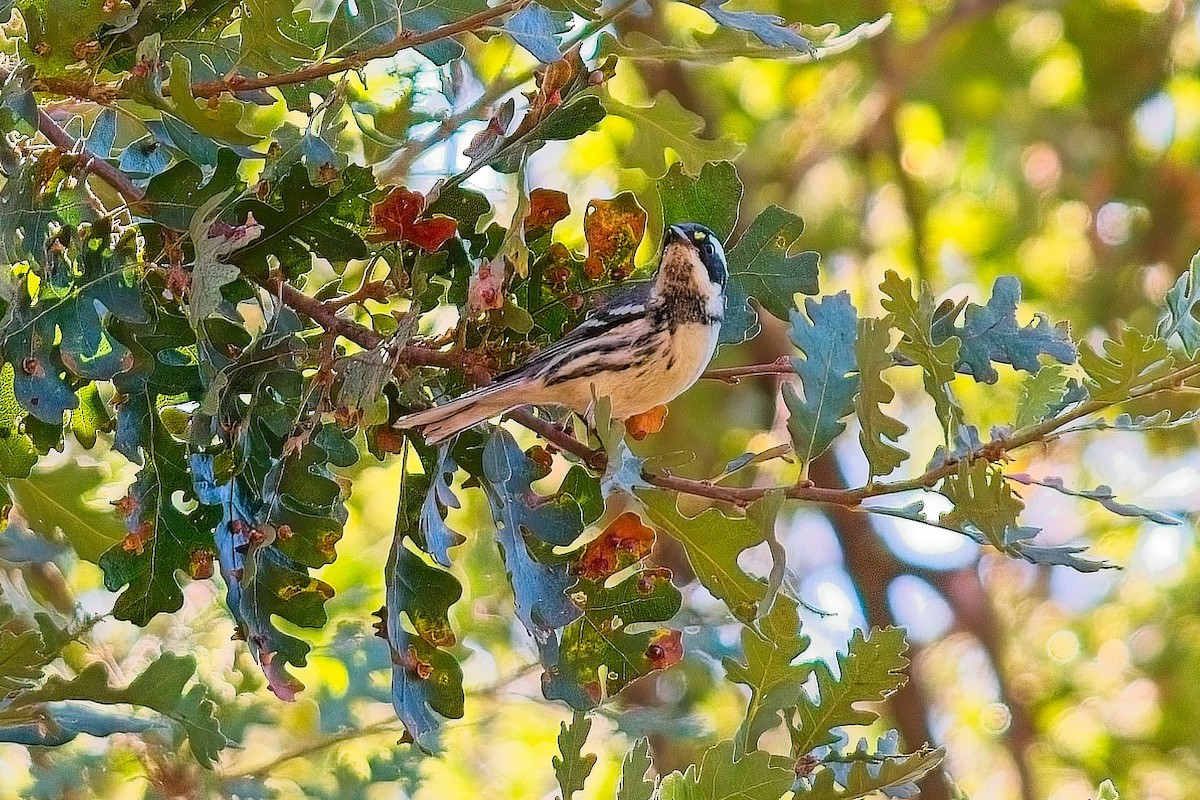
[407,216,458,252]
[373,187,424,239]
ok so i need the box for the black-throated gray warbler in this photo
[398,223,727,443]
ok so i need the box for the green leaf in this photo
[0,364,38,480]
[239,0,318,72]
[398,0,488,64]
[232,163,374,279]
[596,17,889,65]
[542,518,683,708]
[938,460,1023,553]
[553,711,597,800]
[880,270,962,435]
[8,462,126,563]
[693,0,814,51]
[794,745,945,800]
[658,740,796,800]
[504,4,570,63]
[640,489,782,623]
[327,0,398,57]
[536,0,600,19]
[71,383,113,449]
[0,146,93,269]
[380,540,465,750]
[1013,364,1070,428]
[784,293,859,468]
[3,220,149,424]
[12,652,228,767]
[1158,250,1200,355]
[931,276,1076,384]
[164,54,260,146]
[790,627,909,755]
[656,160,743,241]
[854,318,908,481]
[16,0,132,72]
[723,205,820,345]
[99,391,220,625]
[602,90,745,177]
[140,147,244,230]
[724,593,813,752]
[1079,326,1175,402]
[617,739,656,800]
[0,629,44,696]
[481,428,583,642]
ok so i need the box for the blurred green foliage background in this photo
[4,1,1200,799]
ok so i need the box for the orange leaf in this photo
[584,192,646,280]
[624,405,668,440]
[524,188,570,238]
[575,511,656,581]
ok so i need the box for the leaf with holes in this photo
[481,429,583,648]
[640,489,782,623]
[379,541,464,750]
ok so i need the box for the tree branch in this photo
[29,1,528,102]
[35,80,1200,517]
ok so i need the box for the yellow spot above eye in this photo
[693,231,707,240]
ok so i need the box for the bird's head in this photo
[657,223,728,308]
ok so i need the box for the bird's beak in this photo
[667,225,690,245]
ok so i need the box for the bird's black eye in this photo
[702,241,715,256]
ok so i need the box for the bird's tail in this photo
[394,379,534,444]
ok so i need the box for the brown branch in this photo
[36,108,145,205]
[190,1,528,99]
[702,356,794,383]
[36,77,1200,515]
[25,2,527,103]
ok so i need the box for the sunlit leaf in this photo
[880,270,962,434]
[855,318,908,480]
[724,593,813,751]
[790,627,909,755]
[553,711,597,800]
[602,90,745,177]
[640,489,782,623]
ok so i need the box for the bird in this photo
[395,222,728,444]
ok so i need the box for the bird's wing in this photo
[493,281,656,381]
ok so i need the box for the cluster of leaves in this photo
[0,0,1181,795]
